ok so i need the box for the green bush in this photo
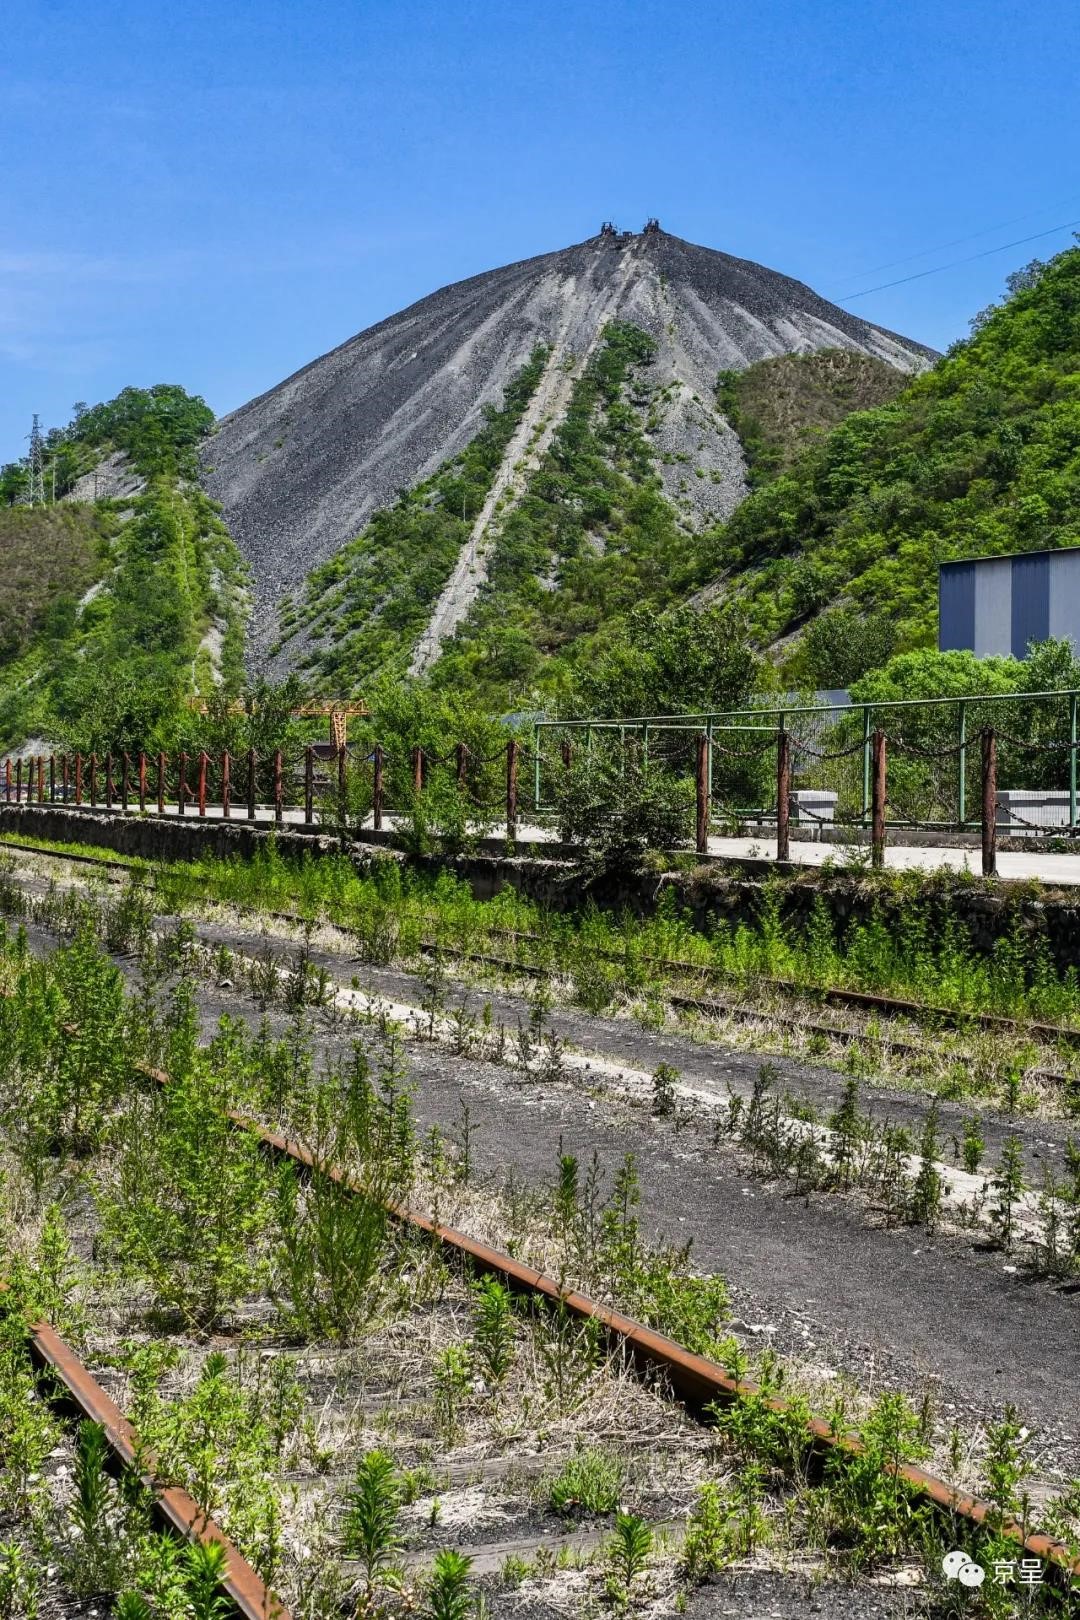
[555,750,693,872]
[547,1449,624,1516]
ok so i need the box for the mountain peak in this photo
[200,226,934,665]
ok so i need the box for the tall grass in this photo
[148,842,1080,1026]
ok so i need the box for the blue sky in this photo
[2,0,1078,458]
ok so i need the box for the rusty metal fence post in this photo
[373,744,383,830]
[776,727,791,862]
[178,752,188,816]
[247,749,256,820]
[871,728,887,869]
[104,753,113,810]
[49,755,55,803]
[506,738,519,839]
[273,750,283,826]
[15,759,22,805]
[156,752,166,816]
[121,752,130,811]
[197,752,207,817]
[36,756,44,803]
[695,732,709,855]
[3,758,10,803]
[304,746,314,825]
[138,753,147,814]
[222,751,231,820]
[89,754,98,808]
[982,727,997,878]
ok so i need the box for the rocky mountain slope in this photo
[200,225,934,667]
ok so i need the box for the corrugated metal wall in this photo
[939,549,1080,657]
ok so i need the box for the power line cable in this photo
[832,194,1080,288]
[837,219,1080,303]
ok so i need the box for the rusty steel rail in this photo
[412,926,1080,1051]
[0,1287,290,1620]
[6,834,1080,1052]
[134,1063,1080,1591]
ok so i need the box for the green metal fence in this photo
[534,689,1080,835]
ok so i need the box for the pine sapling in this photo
[651,1063,678,1119]
[344,1450,403,1599]
[184,1541,232,1620]
[424,1548,475,1620]
[991,1134,1025,1253]
[606,1512,652,1607]
[961,1115,985,1175]
[471,1276,515,1389]
[909,1102,943,1231]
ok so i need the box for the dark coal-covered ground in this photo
[66,893,1075,1486]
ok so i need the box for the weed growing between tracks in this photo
[8,835,1080,1032]
[0,913,1077,1615]
[8,841,1080,1122]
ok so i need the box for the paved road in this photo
[705,834,1080,886]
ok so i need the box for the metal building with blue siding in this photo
[939,548,1080,657]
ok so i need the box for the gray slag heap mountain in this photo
[200,224,934,667]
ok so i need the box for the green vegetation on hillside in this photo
[291,346,550,687]
[700,245,1080,657]
[64,383,214,478]
[0,505,113,664]
[432,323,753,712]
[718,349,909,488]
[0,384,214,506]
[0,386,245,751]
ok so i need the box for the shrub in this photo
[555,751,693,873]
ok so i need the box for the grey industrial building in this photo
[939,547,1080,658]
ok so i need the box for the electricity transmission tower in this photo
[23,414,45,506]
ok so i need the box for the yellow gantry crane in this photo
[184,698,369,748]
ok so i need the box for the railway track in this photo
[1,1289,289,1620]
[132,1055,1080,1593]
[4,833,1080,1058]
[2,893,1078,1608]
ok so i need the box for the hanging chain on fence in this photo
[789,736,867,762]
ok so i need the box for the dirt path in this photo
[409,241,643,674]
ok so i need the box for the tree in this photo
[571,603,759,717]
[797,608,896,688]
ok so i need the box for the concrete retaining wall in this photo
[0,804,333,865]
